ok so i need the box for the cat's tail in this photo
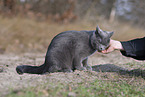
[16,64,45,75]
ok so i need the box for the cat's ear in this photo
[95,25,103,36]
[95,25,114,38]
[96,25,100,34]
[107,31,114,38]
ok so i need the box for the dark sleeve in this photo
[120,37,145,60]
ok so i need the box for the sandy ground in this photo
[0,51,144,96]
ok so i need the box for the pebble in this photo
[68,92,76,97]
[0,67,3,72]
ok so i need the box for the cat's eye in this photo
[98,38,102,43]
[107,39,110,43]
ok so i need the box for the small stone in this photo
[68,92,76,97]
[0,67,4,72]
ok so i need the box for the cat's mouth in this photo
[98,45,110,52]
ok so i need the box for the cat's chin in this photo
[98,50,102,52]
[98,50,106,52]
[98,49,104,52]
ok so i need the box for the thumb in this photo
[101,50,108,54]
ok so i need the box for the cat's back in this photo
[47,30,94,51]
[54,30,94,40]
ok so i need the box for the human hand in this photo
[101,39,124,54]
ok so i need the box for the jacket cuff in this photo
[120,41,134,56]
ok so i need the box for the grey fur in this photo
[16,26,113,74]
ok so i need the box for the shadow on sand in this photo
[92,64,145,79]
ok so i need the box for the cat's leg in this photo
[73,58,86,71]
[82,58,92,71]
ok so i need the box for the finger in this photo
[101,50,107,53]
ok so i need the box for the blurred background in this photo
[0,0,145,54]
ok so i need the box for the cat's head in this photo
[91,26,114,51]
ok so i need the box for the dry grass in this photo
[0,16,144,54]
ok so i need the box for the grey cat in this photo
[16,26,113,74]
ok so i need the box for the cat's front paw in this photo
[85,65,92,71]
[75,66,86,71]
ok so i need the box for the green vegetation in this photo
[7,78,145,97]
